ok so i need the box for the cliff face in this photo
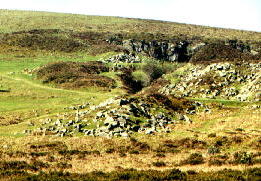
[108,38,258,63]
[122,40,190,62]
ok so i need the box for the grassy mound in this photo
[36,61,116,89]
[190,43,255,63]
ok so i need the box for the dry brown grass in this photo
[0,120,260,174]
[1,10,260,43]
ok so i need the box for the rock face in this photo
[122,39,191,62]
[107,38,258,62]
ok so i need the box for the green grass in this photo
[0,50,124,133]
[190,98,249,106]
[164,63,191,84]
[0,53,104,73]
[0,9,138,33]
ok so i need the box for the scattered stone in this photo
[160,62,260,102]
[101,53,141,64]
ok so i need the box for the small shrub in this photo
[235,128,244,132]
[208,146,220,155]
[142,60,175,81]
[147,94,196,113]
[129,137,138,143]
[165,169,187,180]
[105,148,115,154]
[208,133,217,138]
[152,161,166,167]
[176,138,207,149]
[119,153,127,157]
[132,70,150,87]
[163,142,178,149]
[129,150,139,154]
[117,146,128,155]
[208,157,226,166]
[187,170,197,175]
[77,154,86,160]
[32,161,49,169]
[155,145,180,154]
[155,147,166,153]
[233,152,253,165]
[91,150,101,156]
[58,149,100,156]
[58,150,81,156]
[30,152,48,157]
[0,161,33,171]
[6,151,27,158]
[214,136,229,147]
[143,60,166,80]
[47,155,56,162]
[182,153,205,165]
[231,136,243,144]
[155,153,166,158]
[119,69,143,93]
[29,141,67,150]
[56,162,72,169]
[216,154,229,160]
[130,138,150,151]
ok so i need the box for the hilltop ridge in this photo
[0,9,261,41]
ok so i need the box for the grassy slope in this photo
[0,47,123,129]
[1,9,261,41]
[0,10,260,176]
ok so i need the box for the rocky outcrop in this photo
[122,39,191,62]
[101,53,141,63]
[27,96,209,138]
[107,38,257,62]
[160,62,261,102]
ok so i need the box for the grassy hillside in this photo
[0,10,260,180]
[1,9,261,42]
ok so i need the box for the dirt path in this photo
[1,74,91,95]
